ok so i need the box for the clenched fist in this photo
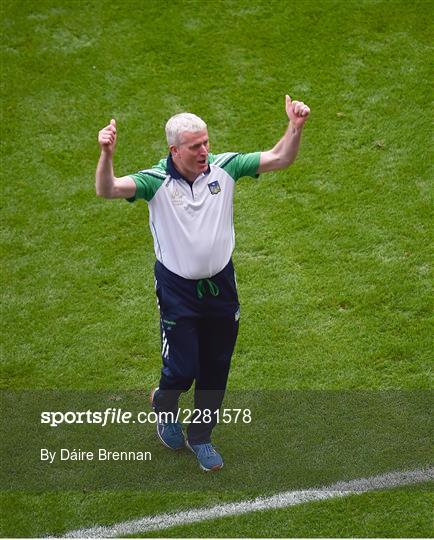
[98,119,117,154]
[285,95,310,129]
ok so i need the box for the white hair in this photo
[165,112,207,146]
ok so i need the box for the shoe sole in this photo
[186,441,224,472]
[149,387,158,408]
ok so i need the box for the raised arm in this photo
[95,119,136,199]
[257,95,310,174]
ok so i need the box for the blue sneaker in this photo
[157,421,185,450]
[150,388,185,450]
[187,441,223,471]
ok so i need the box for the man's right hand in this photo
[98,119,117,154]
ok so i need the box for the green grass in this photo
[0,489,250,538]
[0,484,432,538]
[1,0,432,537]
[141,484,434,538]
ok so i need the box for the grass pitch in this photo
[1,0,432,537]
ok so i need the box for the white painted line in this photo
[63,467,433,538]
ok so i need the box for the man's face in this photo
[171,129,209,180]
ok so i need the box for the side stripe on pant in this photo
[156,276,170,360]
[161,327,170,359]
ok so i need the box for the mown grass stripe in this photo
[63,467,433,538]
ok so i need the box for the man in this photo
[96,95,310,471]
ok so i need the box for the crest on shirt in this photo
[170,187,184,206]
[208,180,221,195]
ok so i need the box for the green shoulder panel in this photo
[211,152,261,182]
[126,158,167,202]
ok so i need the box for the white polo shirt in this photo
[127,152,260,279]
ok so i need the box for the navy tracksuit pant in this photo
[153,259,240,444]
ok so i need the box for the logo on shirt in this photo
[208,180,221,195]
[171,187,184,206]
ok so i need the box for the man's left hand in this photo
[285,95,310,128]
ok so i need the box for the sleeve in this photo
[125,159,167,203]
[215,152,261,182]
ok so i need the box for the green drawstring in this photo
[207,279,220,297]
[196,278,220,299]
